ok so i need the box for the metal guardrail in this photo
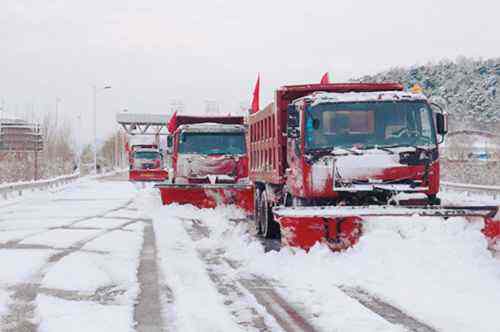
[441,181,500,199]
[0,172,80,200]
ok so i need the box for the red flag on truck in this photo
[251,75,260,114]
[320,72,330,84]
[168,111,177,133]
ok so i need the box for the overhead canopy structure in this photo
[116,113,172,136]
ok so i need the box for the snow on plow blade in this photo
[129,169,169,182]
[273,205,500,251]
[155,183,254,213]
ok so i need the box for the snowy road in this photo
[0,174,499,331]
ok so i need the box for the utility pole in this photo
[92,85,111,174]
[55,97,61,128]
[0,98,4,118]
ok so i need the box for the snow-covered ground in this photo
[0,174,145,331]
[138,187,500,332]
[1,174,499,331]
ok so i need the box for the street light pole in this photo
[92,85,111,174]
[55,97,61,128]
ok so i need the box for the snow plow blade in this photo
[155,183,254,213]
[129,169,169,182]
[273,205,500,251]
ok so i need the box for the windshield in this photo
[133,151,160,160]
[179,132,246,155]
[305,101,436,150]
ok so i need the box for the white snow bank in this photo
[161,203,500,332]
[36,295,133,332]
[439,189,500,206]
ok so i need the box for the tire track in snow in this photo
[0,201,143,332]
[134,221,168,332]
[0,199,134,249]
[186,219,317,332]
[339,286,438,332]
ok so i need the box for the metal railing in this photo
[0,172,80,200]
[441,181,500,200]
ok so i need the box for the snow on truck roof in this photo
[178,123,245,133]
[299,90,428,106]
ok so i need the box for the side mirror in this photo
[166,135,173,154]
[431,103,448,144]
[287,104,299,128]
[436,113,448,135]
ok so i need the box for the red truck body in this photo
[128,144,168,182]
[155,115,254,213]
[249,83,439,199]
[247,82,456,247]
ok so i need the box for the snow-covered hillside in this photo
[355,57,500,129]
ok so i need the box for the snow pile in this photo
[156,203,500,332]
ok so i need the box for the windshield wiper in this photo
[380,143,414,149]
[343,147,363,155]
[357,145,394,155]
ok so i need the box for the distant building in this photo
[0,118,43,152]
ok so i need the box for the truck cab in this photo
[171,123,248,184]
[286,90,447,205]
[155,115,254,213]
[130,147,163,170]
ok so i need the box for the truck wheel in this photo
[260,191,280,239]
[427,194,441,205]
[254,190,262,235]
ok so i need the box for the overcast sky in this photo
[2,0,500,143]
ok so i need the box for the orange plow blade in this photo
[155,183,254,214]
[273,205,500,251]
[129,169,168,182]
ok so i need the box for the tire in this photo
[254,189,262,234]
[427,194,441,206]
[260,191,281,239]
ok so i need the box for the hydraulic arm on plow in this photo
[248,82,500,250]
[155,115,254,213]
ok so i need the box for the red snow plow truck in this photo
[249,82,500,250]
[128,144,168,182]
[155,115,254,213]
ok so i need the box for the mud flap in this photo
[276,215,362,251]
[129,169,169,182]
[155,183,254,213]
